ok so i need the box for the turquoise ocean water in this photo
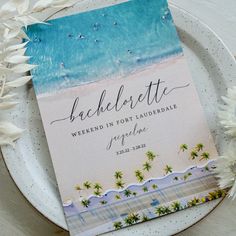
[26,0,183,95]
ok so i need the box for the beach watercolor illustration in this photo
[26,0,223,235]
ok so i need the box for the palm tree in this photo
[124,216,133,225]
[81,199,90,208]
[146,151,156,161]
[135,170,142,177]
[94,183,103,191]
[142,214,149,222]
[83,181,92,190]
[75,184,82,191]
[115,180,125,189]
[75,185,83,197]
[94,190,102,196]
[183,173,192,181]
[188,197,200,207]
[164,206,171,214]
[152,184,158,190]
[173,176,179,181]
[115,194,121,200]
[135,170,145,182]
[113,221,122,230]
[195,143,204,152]
[200,152,210,161]
[114,171,123,179]
[142,186,148,192]
[164,165,173,175]
[124,213,140,225]
[129,213,140,223]
[132,191,137,196]
[100,200,107,205]
[137,174,144,182]
[155,206,166,216]
[208,191,218,200]
[215,189,226,198]
[124,189,132,197]
[143,161,152,172]
[171,201,182,211]
[190,151,198,160]
[179,144,188,152]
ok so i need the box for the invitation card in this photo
[26,0,223,235]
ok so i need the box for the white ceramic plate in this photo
[1,1,236,235]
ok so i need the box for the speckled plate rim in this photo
[1,2,236,234]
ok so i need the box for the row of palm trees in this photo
[134,151,157,183]
[206,189,226,201]
[113,151,158,191]
[179,143,210,161]
[145,151,173,175]
[77,145,210,207]
[77,150,176,208]
[80,181,225,208]
[75,181,103,194]
[187,189,225,207]
[113,189,226,230]
[75,181,103,206]
[113,200,182,230]
[113,151,175,196]
[114,171,125,190]
[114,183,158,201]
[155,201,182,216]
[76,151,157,203]
[113,151,157,191]
[113,212,148,229]
[80,184,159,208]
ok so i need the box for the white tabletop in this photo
[1,0,236,235]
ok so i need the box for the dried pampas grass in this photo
[0,0,75,146]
